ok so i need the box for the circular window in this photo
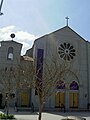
[58,43,76,61]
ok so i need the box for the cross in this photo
[65,16,69,26]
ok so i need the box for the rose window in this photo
[58,43,76,61]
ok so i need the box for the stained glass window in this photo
[58,43,76,61]
[57,80,65,89]
[70,81,79,90]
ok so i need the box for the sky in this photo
[0,0,90,55]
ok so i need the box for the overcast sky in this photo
[0,0,90,55]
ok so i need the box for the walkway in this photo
[0,108,89,120]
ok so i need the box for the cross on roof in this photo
[65,16,69,26]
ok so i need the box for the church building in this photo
[0,24,90,111]
[27,25,90,111]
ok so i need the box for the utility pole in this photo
[0,0,4,16]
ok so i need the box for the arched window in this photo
[7,47,14,60]
[70,81,79,90]
[57,80,65,89]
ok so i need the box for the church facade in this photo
[0,25,90,111]
[27,25,90,110]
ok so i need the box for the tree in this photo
[13,56,34,109]
[34,58,72,120]
[16,57,34,88]
[0,67,16,116]
[0,56,34,115]
[13,56,69,120]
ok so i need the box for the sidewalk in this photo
[0,108,89,120]
[14,112,87,120]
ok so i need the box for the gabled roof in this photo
[1,40,22,46]
[26,25,90,55]
[34,26,88,43]
[51,26,86,41]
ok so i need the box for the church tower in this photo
[0,34,22,68]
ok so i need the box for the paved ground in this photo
[0,108,90,120]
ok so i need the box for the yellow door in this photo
[55,92,65,107]
[21,92,29,107]
[69,92,78,108]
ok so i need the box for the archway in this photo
[55,80,65,108]
[69,81,79,108]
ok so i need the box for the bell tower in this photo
[0,33,22,67]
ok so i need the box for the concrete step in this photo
[16,107,32,112]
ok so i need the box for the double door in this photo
[55,92,78,108]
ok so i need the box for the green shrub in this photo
[0,113,15,119]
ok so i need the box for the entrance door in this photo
[21,92,29,107]
[55,92,65,107]
[69,92,78,108]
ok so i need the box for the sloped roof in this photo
[26,25,90,55]
[34,26,88,43]
[25,47,33,57]
[1,40,22,45]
